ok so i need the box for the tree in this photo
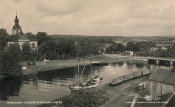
[127,42,135,51]
[105,47,113,53]
[22,42,32,61]
[0,28,9,53]
[37,32,51,46]
[116,43,125,52]
[25,32,33,35]
[39,39,58,60]
[65,39,76,59]
[0,51,22,77]
[59,89,109,107]
[6,43,21,62]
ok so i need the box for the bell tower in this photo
[12,13,23,35]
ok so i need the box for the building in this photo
[7,14,38,50]
[12,14,23,35]
[125,51,134,56]
[114,41,128,46]
[150,47,159,51]
[131,67,175,107]
[148,67,175,100]
[132,39,147,42]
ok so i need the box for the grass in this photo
[21,54,133,75]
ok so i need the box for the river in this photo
[0,60,169,107]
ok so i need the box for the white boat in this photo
[69,76,101,91]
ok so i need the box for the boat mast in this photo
[78,49,79,79]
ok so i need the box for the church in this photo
[7,14,38,50]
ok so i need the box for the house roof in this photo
[148,67,175,85]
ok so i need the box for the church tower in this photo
[12,14,23,35]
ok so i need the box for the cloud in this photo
[35,0,87,16]
[0,0,175,36]
[156,5,175,20]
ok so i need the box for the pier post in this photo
[170,61,173,66]
[156,60,159,65]
[170,61,173,68]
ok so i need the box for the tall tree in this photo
[22,42,32,61]
[0,28,9,53]
[37,32,51,46]
[0,51,22,77]
[116,43,125,52]
[6,43,21,62]
[127,42,135,51]
[39,39,58,60]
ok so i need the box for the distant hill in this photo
[49,34,175,42]
[50,34,84,38]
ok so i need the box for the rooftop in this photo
[148,67,175,85]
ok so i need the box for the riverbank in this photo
[36,76,150,107]
[21,54,134,75]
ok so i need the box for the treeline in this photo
[106,41,175,58]
[149,45,175,58]
[131,41,175,57]
[37,32,106,60]
[105,43,126,53]
[106,41,156,56]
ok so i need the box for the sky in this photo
[0,0,175,36]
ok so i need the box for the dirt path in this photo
[101,76,149,107]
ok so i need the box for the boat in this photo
[69,52,101,91]
[69,75,101,91]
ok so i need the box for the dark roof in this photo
[7,35,37,42]
[27,35,37,41]
[148,67,175,85]
[18,34,28,40]
[7,35,18,42]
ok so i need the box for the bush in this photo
[59,89,109,107]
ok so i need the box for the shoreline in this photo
[1,54,149,78]
[21,54,133,75]
[22,55,149,75]
[36,75,149,107]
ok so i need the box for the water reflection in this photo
[0,77,22,100]
[118,62,124,66]
[135,62,145,69]
[0,61,152,102]
[126,61,134,69]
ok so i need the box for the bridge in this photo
[132,56,175,66]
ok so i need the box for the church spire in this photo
[15,12,19,25]
[16,11,18,19]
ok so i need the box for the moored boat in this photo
[69,76,101,91]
